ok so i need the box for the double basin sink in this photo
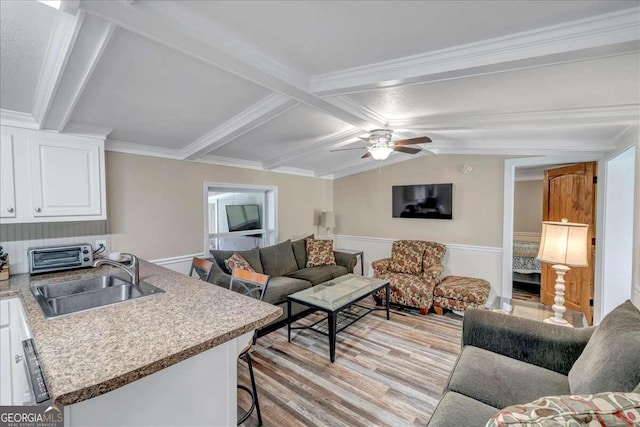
[31,275,164,318]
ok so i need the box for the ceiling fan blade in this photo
[394,146,421,155]
[394,136,432,146]
[330,147,367,152]
[361,151,372,159]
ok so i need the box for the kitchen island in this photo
[0,260,281,426]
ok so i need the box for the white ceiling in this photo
[1,0,639,178]
[179,0,637,74]
[0,1,58,113]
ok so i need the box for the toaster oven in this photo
[27,244,93,275]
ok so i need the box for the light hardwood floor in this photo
[238,303,463,427]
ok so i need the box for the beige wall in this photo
[634,136,640,307]
[513,180,543,233]
[106,152,332,260]
[333,155,505,247]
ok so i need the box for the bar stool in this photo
[229,268,270,426]
[189,257,214,282]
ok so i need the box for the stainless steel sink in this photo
[31,275,164,318]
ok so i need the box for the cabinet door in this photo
[30,136,103,217]
[0,134,16,218]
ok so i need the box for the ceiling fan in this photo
[330,129,432,160]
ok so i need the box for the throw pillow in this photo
[292,234,314,270]
[306,239,336,267]
[486,392,640,427]
[210,248,264,274]
[259,240,299,276]
[388,240,425,274]
[224,253,255,273]
[568,300,640,394]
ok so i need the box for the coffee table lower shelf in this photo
[287,280,389,362]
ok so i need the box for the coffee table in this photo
[287,274,390,362]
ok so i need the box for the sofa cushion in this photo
[210,248,263,274]
[287,265,348,286]
[259,240,299,277]
[305,239,336,267]
[388,240,425,274]
[423,242,446,270]
[447,346,570,409]
[427,391,498,427]
[292,234,313,270]
[487,392,640,427]
[569,300,640,394]
[263,276,311,305]
[224,253,255,273]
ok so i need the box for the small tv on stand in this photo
[392,184,453,220]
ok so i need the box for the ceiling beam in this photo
[43,15,115,132]
[180,94,298,160]
[32,11,85,127]
[387,104,640,131]
[311,7,640,95]
[262,128,362,170]
[78,1,378,131]
[423,139,616,155]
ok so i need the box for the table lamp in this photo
[320,211,335,236]
[536,218,589,327]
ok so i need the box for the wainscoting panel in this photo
[333,235,503,301]
[151,253,206,276]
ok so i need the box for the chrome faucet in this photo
[93,254,140,285]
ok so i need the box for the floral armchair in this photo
[372,240,446,314]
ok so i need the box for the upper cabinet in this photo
[0,127,106,223]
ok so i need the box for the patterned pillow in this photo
[388,240,425,274]
[305,239,336,267]
[486,392,640,427]
[224,253,255,273]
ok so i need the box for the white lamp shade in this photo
[536,219,589,267]
[320,211,335,228]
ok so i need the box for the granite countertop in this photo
[0,260,281,405]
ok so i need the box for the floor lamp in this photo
[536,218,589,328]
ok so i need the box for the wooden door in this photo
[542,162,596,324]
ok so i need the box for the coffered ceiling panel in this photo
[210,104,353,162]
[70,27,270,148]
[287,146,378,176]
[0,1,58,113]
[178,0,637,74]
[425,126,625,141]
[345,54,640,120]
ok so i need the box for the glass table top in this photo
[289,274,388,311]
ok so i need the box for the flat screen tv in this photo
[225,204,261,232]
[392,184,453,220]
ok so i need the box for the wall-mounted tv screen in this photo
[226,205,261,232]
[392,184,453,220]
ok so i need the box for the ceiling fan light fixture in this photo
[368,146,393,160]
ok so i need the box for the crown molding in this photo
[388,104,640,130]
[44,16,115,132]
[262,128,362,170]
[64,122,113,139]
[181,94,298,160]
[105,139,181,159]
[196,155,322,178]
[311,7,640,95]
[0,110,39,129]
[32,11,85,127]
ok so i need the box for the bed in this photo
[513,239,541,285]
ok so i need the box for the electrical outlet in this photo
[95,240,107,251]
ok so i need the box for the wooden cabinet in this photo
[0,127,106,223]
[0,298,33,406]
[0,133,16,219]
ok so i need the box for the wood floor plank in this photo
[240,304,463,427]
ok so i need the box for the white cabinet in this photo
[0,126,106,223]
[0,298,33,406]
[0,134,16,218]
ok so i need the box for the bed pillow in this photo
[224,253,255,273]
[486,392,640,427]
[306,239,336,267]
